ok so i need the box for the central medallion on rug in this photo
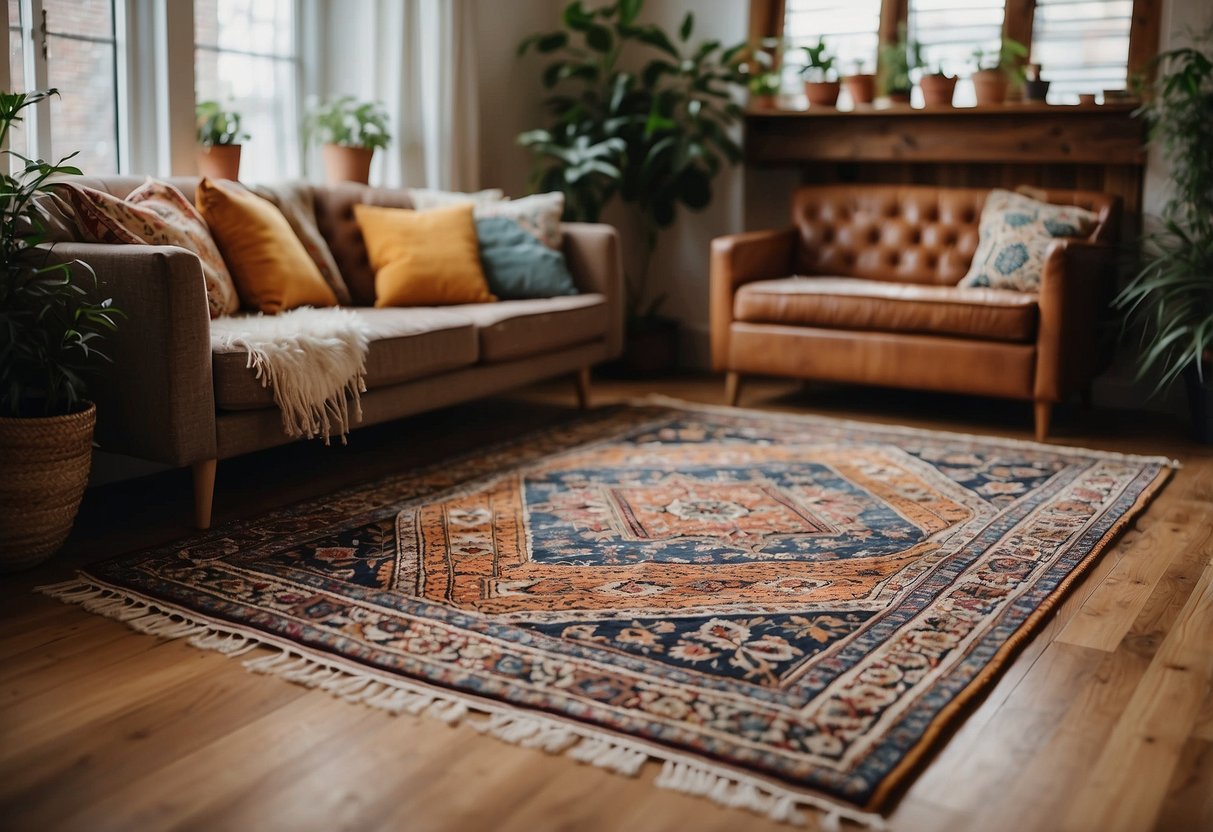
[46,401,1174,824]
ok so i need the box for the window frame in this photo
[751,0,1164,86]
[5,0,124,172]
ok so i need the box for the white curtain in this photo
[325,0,481,190]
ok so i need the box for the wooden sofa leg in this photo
[725,372,742,406]
[192,459,217,530]
[575,367,592,410]
[1034,402,1052,442]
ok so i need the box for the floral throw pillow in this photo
[958,189,1098,292]
[50,179,239,317]
[474,192,565,250]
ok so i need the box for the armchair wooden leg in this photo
[192,459,217,530]
[1034,402,1052,442]
[574,367,592,410]
[725,372,742,406]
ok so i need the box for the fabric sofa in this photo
[47,177,624,528]
[710,184,1120,440]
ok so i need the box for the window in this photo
[194,0,301,182]
[909,0,1006,106]
[7,0,121,173]
[782,0,882,103]
[1031,0,1133,103]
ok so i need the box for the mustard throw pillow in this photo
[354,203,495,307]
[196,178,338,314]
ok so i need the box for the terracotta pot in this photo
[0,403,95,571]
[322,144,375,185]
[971,69,1010,106]
[919,75,958,108]
[842,74,876,106]
[750,94,777,111]
[196,144,242,181]
[885,90,912,105]
[803,81,841,108]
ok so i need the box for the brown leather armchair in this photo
[710,185,1121,440]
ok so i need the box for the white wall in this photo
[473,0,559,197]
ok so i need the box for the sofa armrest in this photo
[561,222,624,358]
[40,243,217,465]
[710,227,798,371]
[1034,239,1117,401]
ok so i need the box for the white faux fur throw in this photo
[210,307,371,444]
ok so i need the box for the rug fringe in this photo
[38,577,888,830]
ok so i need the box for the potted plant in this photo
[843,59,876,106]
[970,38,1028,106]
[878,25,923,104]
[749,72,782,110]
[800,38,840,108]
[195,100,247,180]
[919,58,958,108]
[303,96,391,185]
[1115,32,1213,441]
[517,0,749,374]
[0,90,122,571]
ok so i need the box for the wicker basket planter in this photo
[0,403,95,571]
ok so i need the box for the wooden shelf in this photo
[744,103,1147,167]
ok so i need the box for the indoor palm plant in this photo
[195,100,248,180]
[1115,32,1213,441]
[0,89,122,570]
[517,0,750,371]
[969,38,1028,106]
[800,38,840,108]
[304,96,392,185]
[878,25,923,104]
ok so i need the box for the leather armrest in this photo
[710,227,797,371]
[1034,239,1117,401]
[39,243,218,466]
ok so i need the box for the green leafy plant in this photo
[517,0,750,319]
[195,100,247,147]
[878,24,925,96]
[303,96,391,151]
[1115,30,1213,395]
[799,38,837,83]
[971,37,1029,81]
[0,89,121,417]
[749,72,781,97]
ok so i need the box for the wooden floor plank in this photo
[1060,561,1213,832]
[0,379,1207,832]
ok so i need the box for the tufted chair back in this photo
[790,185,1120,286]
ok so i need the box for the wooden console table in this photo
[744,103,1147,233]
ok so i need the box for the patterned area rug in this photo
[44,400,1175,827]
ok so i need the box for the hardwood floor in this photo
[2,376,1210,832]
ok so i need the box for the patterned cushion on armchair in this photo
[959,189,1098,292]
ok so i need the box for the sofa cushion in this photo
[446,294,609,363]
[311,184,415,306]
[213,308,478,410]
[734,277,1038,342]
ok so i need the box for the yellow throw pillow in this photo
[196,178,337,314]
[354,203,495,307]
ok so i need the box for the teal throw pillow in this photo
[475,216,578,299]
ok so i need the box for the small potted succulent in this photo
[843,59,877,106]
[195,101,247,180]
[919,59,958,108]
[748,72,782,109]
[970,38,1028,106]
[0,90,122,571]
[800,39,840,108]
[878,25,923,104]
[303,96,392,185]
